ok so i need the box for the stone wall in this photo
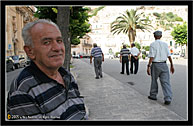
[6,6,37,57]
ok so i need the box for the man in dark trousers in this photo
[90,43,104,79]
[147,30,174,105]
[120,44,130,75]
[130,43,140,74]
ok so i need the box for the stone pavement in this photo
[71,59,185,121]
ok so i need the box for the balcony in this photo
[83,43,92,47]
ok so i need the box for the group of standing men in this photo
[90,42,140,79]
[120,43,140,75]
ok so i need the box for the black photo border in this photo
[1,0,192,126]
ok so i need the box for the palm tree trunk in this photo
[57,7,71,71]
[128,30,136,47]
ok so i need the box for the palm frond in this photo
[111,7,153,41]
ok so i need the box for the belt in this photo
[152,61,166,63]
[94,56,102,58]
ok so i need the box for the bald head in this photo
[22,19,60,47]
[93,43,97,47]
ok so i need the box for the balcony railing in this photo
[83,43,92,47]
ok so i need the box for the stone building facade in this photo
[6,6,37,57]
[71,35,93,56]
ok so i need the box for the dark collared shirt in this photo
[7,61,86,120]
[91,47,103,58]
[120,48,130,57]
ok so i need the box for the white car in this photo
[172,53,180,59]
[104,53,114,59]
[72,54,80,59]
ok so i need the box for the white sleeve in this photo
[148,45,154,58]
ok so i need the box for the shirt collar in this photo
[28,61,68,83]
[155,39,161,41]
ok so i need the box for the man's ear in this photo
[24,46,35,60]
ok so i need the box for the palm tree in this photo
[111,8,153,47]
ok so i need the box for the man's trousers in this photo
[130,56,139,74]
[94,57,103,77]
[121,56,129,75]
[150,62,172,102]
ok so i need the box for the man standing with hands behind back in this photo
[147,30,174,105]
[130,43,140,74]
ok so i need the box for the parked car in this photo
[82,55,90,58]
[104,53,114,59]
[180,53,185,57]
[114,52,120,58]
[72,54,80,59]
[6,56,15,72]
[72,54,83,59]
[11,55,27,69]
[172,53,180,59]
[26,57,31,65]
[79,55,83,58]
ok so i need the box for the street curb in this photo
[70,68,90,119]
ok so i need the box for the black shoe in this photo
[120,72,124,74]
[95,77,99,79]
[164,101,171,105]
[148,96,157,100]
[100,75,103,78]
[127,73,130,75]
[130,72,133,74]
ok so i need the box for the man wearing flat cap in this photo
[147,30,174,105]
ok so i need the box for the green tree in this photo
[153,12,161,18]
[111,7,153,47]
[134,42,141,51]
[34,7,58,22]
[70,7,91,45]
[34,6,92,45]
[34,6,104,45]
[171,22,187,58]
[171,22,187,46]
[144,46,150,51]
[86,6,105,17]
[153,12,183,31]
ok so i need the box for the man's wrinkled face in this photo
[29,23,65,70]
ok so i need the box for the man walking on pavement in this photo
[120,44,130,75]
[147,30,175,105]
[130,43,140,74]
[90,43,104,79]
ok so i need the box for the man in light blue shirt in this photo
[147,30,174,105]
